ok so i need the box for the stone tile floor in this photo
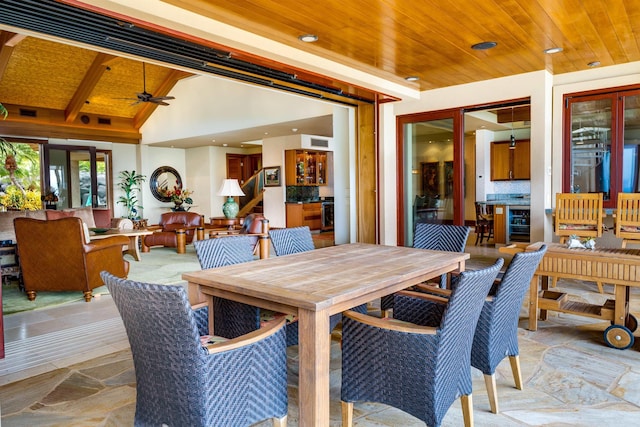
[1,244,640,426]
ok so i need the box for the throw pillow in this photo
[64,207,96,229]
[45,210,74,221]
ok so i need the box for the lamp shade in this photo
[217,179,245,197]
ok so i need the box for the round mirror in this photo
[150,166,182,202]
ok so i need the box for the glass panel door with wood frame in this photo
[43,146,110,211]
[403,118,455,246]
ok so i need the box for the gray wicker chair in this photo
[341,259,503,427]
[268,225,315,255]
[101,271,288,427]
[395,245,547,414]
[268,226,367,345]
[380,222,471,315]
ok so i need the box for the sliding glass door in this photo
[398,110,462,246]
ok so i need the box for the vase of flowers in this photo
[165,186,193,211]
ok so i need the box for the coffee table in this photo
[90,229,153,261]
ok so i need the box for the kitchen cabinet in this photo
[285,150,331,186]
[490,140,530,181]
[286,202,322,230]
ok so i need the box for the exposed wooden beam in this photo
[0,103,140,144]
[0,31,25,81]
[65,52,117,123]
[133,69,191,128]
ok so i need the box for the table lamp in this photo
[217,179,245,219]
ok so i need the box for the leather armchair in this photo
[14,217,130,302]
[143,211,204,253]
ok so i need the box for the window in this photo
[564,86,640,208]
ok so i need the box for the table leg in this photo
[123,235,142,261]
[613,285,628,326]
[528,274,539,331]
[297,308,331,426]
[176,229,186,254]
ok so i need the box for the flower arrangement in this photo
[43,190,59,203]
[165,186,193,205]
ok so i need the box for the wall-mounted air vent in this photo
[97,117,111,125]
[301,134,334,151]
[310,138,329,148]
[19,109,37,117]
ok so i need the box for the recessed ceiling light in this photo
[588,61,601,67]
[544,47,563,54]
[264,132,269,135]
[211,139,216,142]
[222,143,228,147]
[292,128,298,132]
[405,76,419,82]
[298,34,318,43]
[471,41,497,50]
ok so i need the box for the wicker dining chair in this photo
[101,272,288,427]
[340,259,504,427]
[380,222,471,316]
[395,245,547,414]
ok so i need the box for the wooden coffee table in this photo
[90,229,153,261]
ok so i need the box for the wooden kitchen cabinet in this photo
[285,150,331,186]
[286,202,322,230]
[490,139,530,181]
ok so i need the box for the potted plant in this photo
[116,170,146,223]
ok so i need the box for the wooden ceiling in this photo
[166,0,640,90]
[0,0,639,144]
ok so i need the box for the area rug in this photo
[2,246,201,315]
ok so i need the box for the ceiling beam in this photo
[64,52,118,123]
[0,103,141,144]
[0,31,25,81]
[133,69,191,128]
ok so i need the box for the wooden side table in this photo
[209,216,243,230]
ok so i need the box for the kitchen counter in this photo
[480,198,530,206]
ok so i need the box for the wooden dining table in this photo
[183,242,469,426]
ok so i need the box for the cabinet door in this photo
[512,140,530,180]
[490,142,512,181]
[303,202,322,230]
[286,203,304,227]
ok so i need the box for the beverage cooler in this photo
[508,207,530,242]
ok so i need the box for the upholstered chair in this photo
[143,211,204,253]
[15,217,129,301]
[101,272,288,427]
[340,259,504,427]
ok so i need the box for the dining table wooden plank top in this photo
[183,242,469,426]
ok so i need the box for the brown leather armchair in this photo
[143,211,204,253]
[14,217,130,302]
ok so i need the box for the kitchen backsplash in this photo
[492,181,531,195]
[286,186,319,202]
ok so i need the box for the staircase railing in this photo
[238,169,264,217]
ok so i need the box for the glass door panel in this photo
[403,118,454,246]
[43,145,105,210]
[569,97,613,200]
[623,94,640,192]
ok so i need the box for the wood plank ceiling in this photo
[0,0,639,144]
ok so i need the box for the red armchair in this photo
[143,211,204,253]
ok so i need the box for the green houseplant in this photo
[117,170,146,220]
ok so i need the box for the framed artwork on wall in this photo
[264,166,281,187]
[421,162,439,197]
[444,161,454,197]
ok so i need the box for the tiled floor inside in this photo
[1,240,640,426]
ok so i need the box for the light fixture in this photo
[471,41,497,50]
[298,34,318,43]
[588,61,601,67]
[509,107,516,149]
[544,47,563,54]
[217,179,245,219]
[405,76,419,82]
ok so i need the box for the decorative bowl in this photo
[90,228,110,234]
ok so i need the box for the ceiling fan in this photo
[122,62,175,106]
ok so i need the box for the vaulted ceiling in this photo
[0,0,638,146]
